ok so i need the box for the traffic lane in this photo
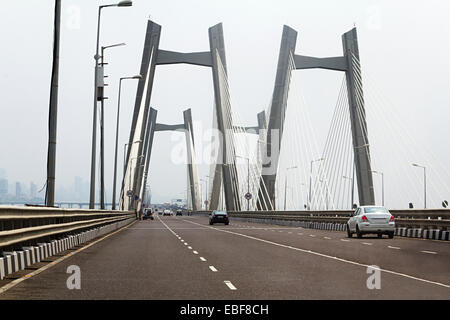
[209,217,450,258]
[206,217,450,285]
[0,218,232,300]
[169,216,450,299]
[230,218,450,257]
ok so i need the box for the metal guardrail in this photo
[195,209,450,230]
[0,206,135,248]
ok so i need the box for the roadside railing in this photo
[194,209,450,230]
[0,206,135,249]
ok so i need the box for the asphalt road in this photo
[0,214,449,299]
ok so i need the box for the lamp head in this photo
[117,0,132,7]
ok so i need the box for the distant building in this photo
[0,168,5,179]
[0,178,7,195]
[30,182,37,198]
[15,182,22,198]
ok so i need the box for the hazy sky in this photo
[0,0,449,206]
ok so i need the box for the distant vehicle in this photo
[209,210,229,225]
[163,209,172,216]
[155,209,161,215]
[176,209,182,216]
[347,206,395,238]
[143,209,154,220]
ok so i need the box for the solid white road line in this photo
[421,250,437,255]
[224,281,237,290]
[209,266,218,272]
[388,246,400,250]
[182,218,450,290]
[200,257,207,262]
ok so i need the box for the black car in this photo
[176,209,183,216]
[209,210,229,225]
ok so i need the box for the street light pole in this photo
[205,175,211,210]
[412,163,426,209]
[284,166,297,211]
[99,43,126,210]
[308,158,324,211]
[112,75,141,210]
[89,0,132,209]
[236,156,250,211]
[45,0,61,207]
[343,175,354,209]
[129,155,143,210]
[372,170,384,206]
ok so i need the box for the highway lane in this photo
[0,214,448,299]
[201,217,450,285]
[166,215,450,299]
[0,217,232,299]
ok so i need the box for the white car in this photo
[163,209,172,216]
[346,206,395,239]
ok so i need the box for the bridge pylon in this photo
[257,25,375,210]
[121,20,240,212]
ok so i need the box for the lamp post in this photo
[205,175,211,210]
[236,155,250,211]
[89,0,132,209]
[99,43,126,209]
[128,155,144,210]
[308,158,324,210]
[343,175,354,209]
[299,182,307,210]
[121,140,141,207]
[284,166,297,210]
[112,75,141,210]
[412,163,426,209]
[372,170,384,206]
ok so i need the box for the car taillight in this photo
[361,215,368,221]
[390,215,395,221]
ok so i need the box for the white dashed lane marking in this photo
[193,251,198,255]
[324,237,331,240]
[187,246,192,250]
[200,257,207,262]
[209,266,218,272]
[341,239,350,242]
[421,250,437,255]
[388,246,400,250]
[362,242,373,246]
[224,281,237,290]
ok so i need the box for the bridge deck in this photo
[0,216,449,299]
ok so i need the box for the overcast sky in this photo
[0,0,448,207]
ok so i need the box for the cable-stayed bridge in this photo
[0,19,449,301]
